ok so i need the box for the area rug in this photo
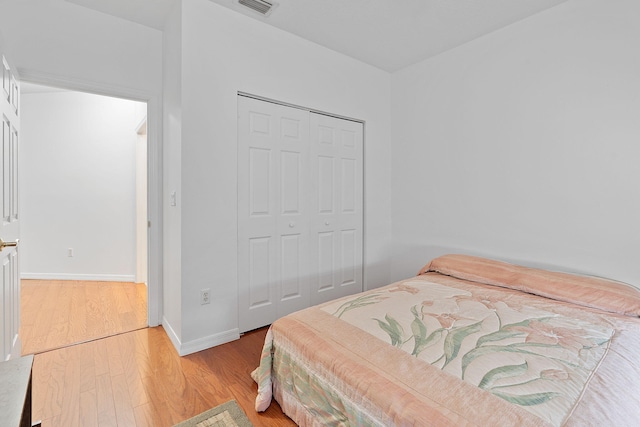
[173,400,254,427]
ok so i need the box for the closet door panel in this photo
[317,231,335,293]
[340,229,357,287]
[279,234,302,301]
[248,148,271,215]
[280,151,301,214]
[248,236,274,308]
[275,107,309,319]
[310,113,363,305]
[239,98,279,331]
[238,96,310,332]
[341,158,356,213]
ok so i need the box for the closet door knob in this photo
[325,221,330,226]
[289,222,295,228]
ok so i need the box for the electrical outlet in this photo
[200,288,210,305]
[68,248,74,257]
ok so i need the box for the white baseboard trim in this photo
[161,316,240,356]
[162,317,181,354]
[21,272,136,282]
[180,329,240,356]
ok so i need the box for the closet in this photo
[238,95,363,332]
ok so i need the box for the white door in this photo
[0,48,21,360]
[309,113,363,305]
[238,96,310,332]
[238,95,363,332]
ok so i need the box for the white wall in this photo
[390,0,640,286]
[162,0,183,347]
[20,90,146,281]
[161,0,392,354]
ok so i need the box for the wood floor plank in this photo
[68,283,88,344]
[99,283,120,333]
[23,281,72,351]
[78,341,97,394]
[119,333,149,408]
[140,372,183,426]
[131,329,153,379]
[58,347,81,427]
[93,338,111,377]
[40,349,66,420]
[85,283,105,338]
[105,336,125,377]
[111,374,137,426]
[132,402,155,427]
[39,415,60,427]
[50,283,71,324]
[31,351,52,418]
[95,374,118,427]
[79,389,99,427]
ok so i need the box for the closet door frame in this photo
[237,92,365,332]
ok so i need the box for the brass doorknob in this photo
[0,238,18,251]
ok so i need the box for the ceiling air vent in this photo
[238,0,277,16]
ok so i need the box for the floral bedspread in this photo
[253,256,640,426]
[321,276,614,426]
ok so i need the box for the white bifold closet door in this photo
[238,95,363,333]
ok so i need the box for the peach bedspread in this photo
[252,255,640,426]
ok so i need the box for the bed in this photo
[252,254,640,426]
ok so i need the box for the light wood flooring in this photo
[21,280,148,355]
[31,326,295,427]
[21,280,295,426]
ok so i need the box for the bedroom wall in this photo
[164,0,392,354]
[162,0,183,346]
[390,0,640,286]
[20,90,145,281]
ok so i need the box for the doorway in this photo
[19,82,150,354]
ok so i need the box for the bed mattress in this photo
[252,255,640,426]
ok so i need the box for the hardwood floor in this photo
[21,280,148,355]
[22,280,293,426]
[32,326,296,427]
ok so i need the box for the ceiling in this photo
[20,82,68,94]
[65,0,568,72]
[66,0,177,31]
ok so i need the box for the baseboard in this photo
[161,317,240,356]
[21,272,136,282]
[161,317,182,354]
[180,329,240,356]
